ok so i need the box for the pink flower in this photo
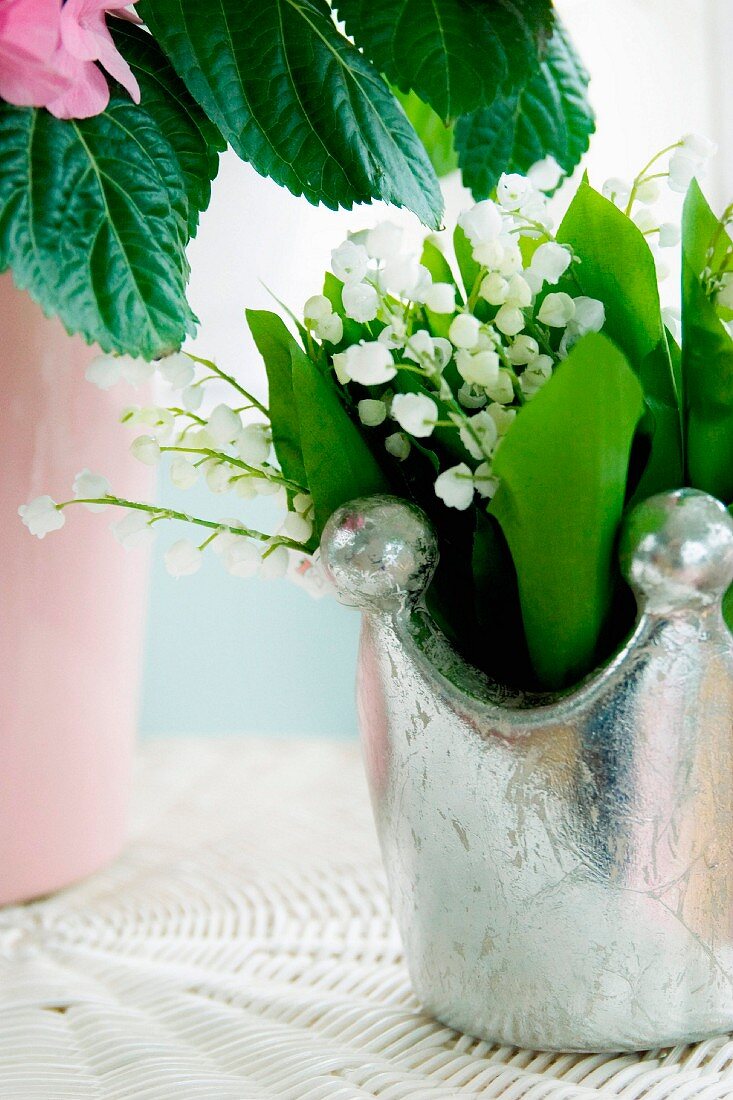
[0,0,140,119]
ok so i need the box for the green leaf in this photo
[489,333,644,689]
[322,272,367,347]
[392,89,457,178]
[455,20,594,200]
[290,349,390,535]
[453,225,481,300]
[246,309,307,488]
[682,180,733,500]
[557,181,682,497]
[113,21,224,240]
[139,0,443,228]
[420,238,459,291]
[0,100,195,358]
[336,0,553,121]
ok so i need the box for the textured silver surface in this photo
[321,489,733,1053]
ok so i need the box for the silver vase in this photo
[321,489,733,1052]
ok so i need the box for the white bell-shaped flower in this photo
[449,313,481,349]
[18,495,65,538]
[157,352,194,389]
[341,342,396,385]
[169,456,199,489]
[458,200,503,247]
[72,468,110,512]
[358,398,387,427]
[260,544,290,580]
[111,509,155,550]
[424,282,456,314]
[434,463,474,510]
[342,281,379,322]
[538,292,576,328]
[130,435,161,466]
[391,392,438,438]
[331,240,369,284]
[384,431,411,460]
[208,404,242,446]
[164,538,202,578]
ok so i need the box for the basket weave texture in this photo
[2,737,733,1099]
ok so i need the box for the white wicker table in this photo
[2,737,733,1099]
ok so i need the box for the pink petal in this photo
[0,0,62,60]
[45,52,110,119]
[60,0,140,103]
[0,46,70,105]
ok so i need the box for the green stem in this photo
[160,446,307,494]
[59,496,302,550]
[186,354,269,417]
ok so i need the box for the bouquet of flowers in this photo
[22,134,733,692]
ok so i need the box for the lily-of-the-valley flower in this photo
[358,398,387,427]
[434,463,474,510]
[164,538,202,578]
[72,468,110,511]
[391,392,439,438]
[335,341,396,385]
[111,509,155,550]
[18,495,65,538]
[342,281,379,322]
[331,240,369,284]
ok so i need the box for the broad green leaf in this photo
[489,333,644,689]
[392,89,457,178]
[420,238,460,294]
[336,0,553,121]
[246,309,307,488]
[139,0,443,228]
[0,100,194,358]
[682,180,733,500]
[113,21,224,240]
[472,510,532,686]
[558,181,682,497]
[291,348,390,535]
[322,272,367,347]
[455,21,593,199]
[453,225,481,300]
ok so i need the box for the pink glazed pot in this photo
[0,276,152,905]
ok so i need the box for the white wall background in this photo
[140,0,732,738]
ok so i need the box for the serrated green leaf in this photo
[489,333,644,689]
[0,100,195,358]
[557,181,682,497]
[139,0,443,228]
[392,88,457,178]
[291,349,390,535]
[455,20,594,199]
[113,21,224,240]
[681,180,733,500]
[246,309,307,488]
[337,0,553,121]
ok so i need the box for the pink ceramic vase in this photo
[0,276,152,905]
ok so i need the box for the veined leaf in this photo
[113,21,224,241]
[682,181,733,500]
[489,333,644,689]
[246,309,307,488]
[557,181,682,497]
[291,348,390,535]
[455,21,594,200]
[336,0,553,121]
[139,0,443,228]
[392,88,458,178]
[0,99,194,358]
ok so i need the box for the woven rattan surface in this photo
[2,737,733,1099]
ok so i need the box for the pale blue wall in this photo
[139,477,360,738]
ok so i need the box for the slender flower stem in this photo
[186,354,269,417]
[59,496,303,550]
[624,142,681,216]
[160,446,307,495]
